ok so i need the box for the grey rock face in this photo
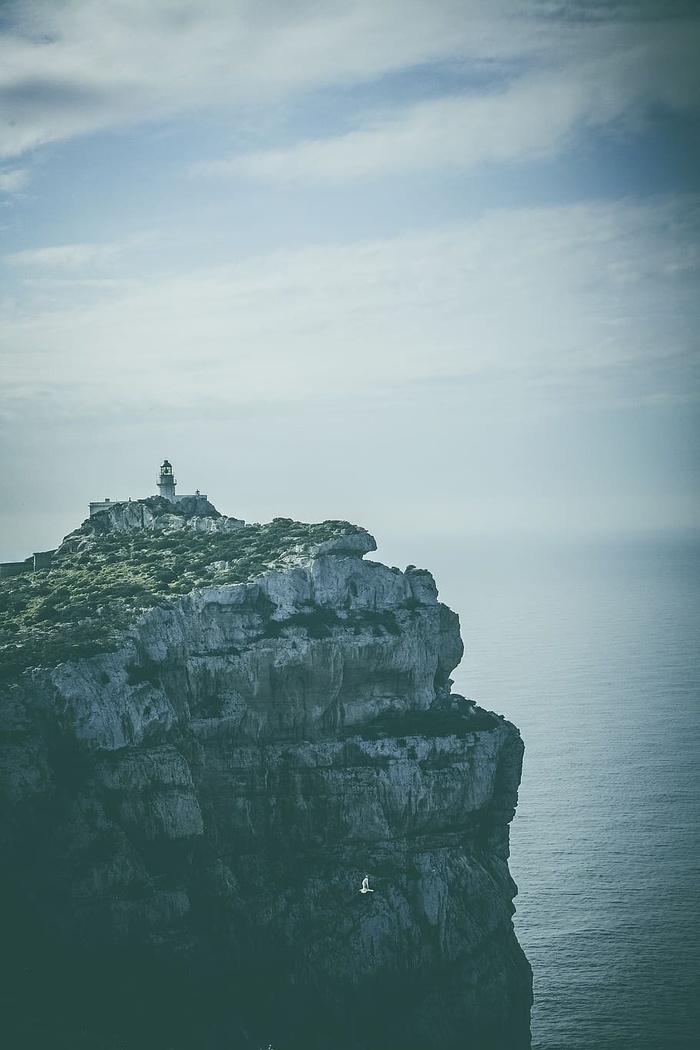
[0,523,531,1050]
[57,494,244,555]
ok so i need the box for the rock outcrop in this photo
[0,503,531,1050]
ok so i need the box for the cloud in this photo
[5,242,120,269]
[3,1,696,163]
[0,0,526,159]
[1,195,697,421]
[195,21,700,184]
[0,167,28,192]
[3,233,158,270]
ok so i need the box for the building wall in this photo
[0,551,56,577]
[0,559,32,578]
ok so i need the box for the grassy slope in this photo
[0,516,363,681]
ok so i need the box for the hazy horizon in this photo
[1,1,699,562]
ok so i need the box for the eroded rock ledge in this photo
[0,502,532,1050]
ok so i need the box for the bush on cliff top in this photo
[0,517,362,681]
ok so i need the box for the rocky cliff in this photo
[0,500,532,1050]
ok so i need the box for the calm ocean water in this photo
[436,534,700,1050]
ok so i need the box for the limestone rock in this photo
[0,511,531,1050]
[56,494,244,554]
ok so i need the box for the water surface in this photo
[433,535,700,1050]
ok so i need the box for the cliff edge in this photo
[0,499,532,1049]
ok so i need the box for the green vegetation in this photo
[0,515,363,681]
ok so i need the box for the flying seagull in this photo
[360,875,374,893]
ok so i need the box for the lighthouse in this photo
[157,459,177,501]
[89,459,208,515]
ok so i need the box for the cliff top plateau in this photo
[0,496,379,682]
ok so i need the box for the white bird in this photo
[360,875,374,893]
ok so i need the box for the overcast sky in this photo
[1,0,699,562]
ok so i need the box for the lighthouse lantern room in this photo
[157,459,177,501]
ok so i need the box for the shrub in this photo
[0,515,367,680]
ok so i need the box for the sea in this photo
[424,533,700,1050]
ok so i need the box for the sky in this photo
[1,0,699,563]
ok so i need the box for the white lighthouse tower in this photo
[157,459,177,501]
